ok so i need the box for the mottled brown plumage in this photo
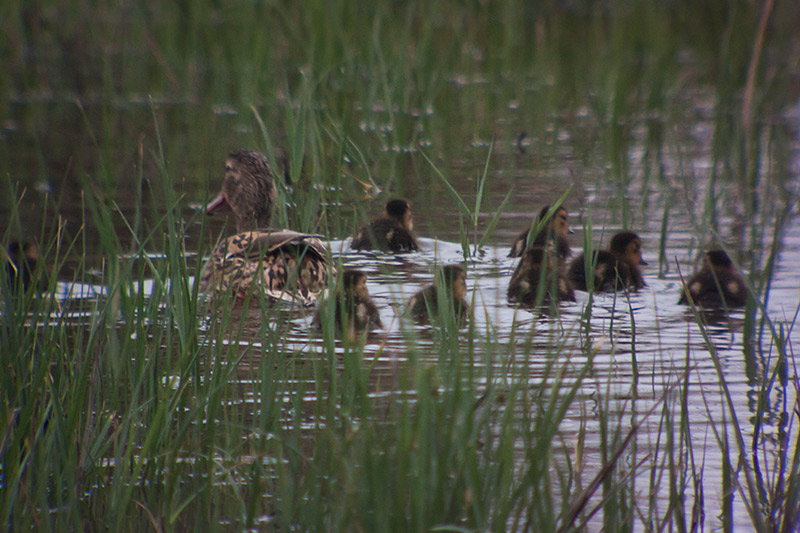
[199,150,329,304]
[508,246,575,306]
[679,250,748,308]
[567,232,647,292]
[314,269,382,340]
[407,265,469,327]
[509,205,572,259]
[351,198,419,252]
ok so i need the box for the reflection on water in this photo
[3,84,798,531]
[8,194,796,529]
[158,213,797,529]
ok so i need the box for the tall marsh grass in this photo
[2,0,799,530]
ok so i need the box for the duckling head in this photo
[384,198,414,232]
[538,205,572,237]
[610,232,647,266]
[206,149,278,232]
[704,249,734,271]
[341,269,370,299]
[436,264,468,301]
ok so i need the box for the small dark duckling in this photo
[507,246,575,306]
[351,198,419,252]
[407,265,469,327]
[3,240,43,292]
[314,269,382,339]
[679,250,748,308]
[509,205,572,260]
[199,149,329,304]
[567,231,647,292]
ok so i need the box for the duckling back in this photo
[351,198,419,252]
[508,246,575,306]
[351,218,418,252]
[679,250,747,308]
[407,265,469,326]
[314,269,382,338]
[567,232,646,292]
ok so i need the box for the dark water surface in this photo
[40,203,799,529]
[4,65,800,533]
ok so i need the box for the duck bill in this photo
[205,192,232,215]
[639,258,648,265]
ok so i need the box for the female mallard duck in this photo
[407,264,469,327]
[313,269,382,339]
[351,198,419,252]
[508,246,575,306]
[567,231,647,292]
[679,249,748,308]
[508,205,572,259]
[198,149,329,304]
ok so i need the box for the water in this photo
[7,156,797,528]
[4,78,799,533]
[184,209,797,529]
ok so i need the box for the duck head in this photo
[610,232,647,266]
[436,264,468,301]
[206,150,278,232]
[384,198,414,232]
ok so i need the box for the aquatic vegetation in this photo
[2,0,799,531]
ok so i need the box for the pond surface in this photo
[206,218,795,529]
[4,29,800,528]
[5,97,799,528]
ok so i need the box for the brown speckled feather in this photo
[200,230,329,304]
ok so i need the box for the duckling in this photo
[567,232,647,292]
[351,198,419,252]
[508,205,572,260]
[407,264,469,327]
[507,246,575,306]
[198,149,329,304]
[679,249,748,308]
[3,240,43,293]
[314,269,382,339]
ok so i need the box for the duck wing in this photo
[244,230,328,260]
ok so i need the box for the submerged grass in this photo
[2,0,799,530]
